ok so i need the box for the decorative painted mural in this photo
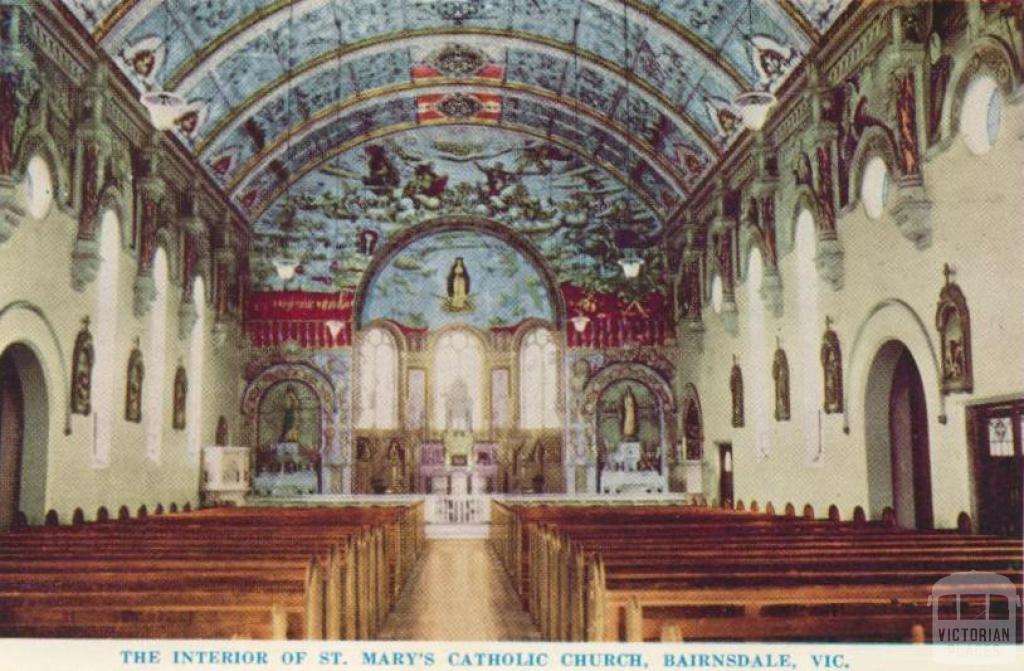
[63,0,854,268]
[362,229,554,330]
[249,126,667,300]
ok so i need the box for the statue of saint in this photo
[279,384,302,443]
[621,386,638,440]
[444,257,473,312]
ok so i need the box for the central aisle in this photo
[378,539,542,640]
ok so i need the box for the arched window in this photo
[519,328,559,429]
[860,156,889,220]
[356,327,398,429]
[145,248,169,463]
[186,276,206,461]
[794,209,822,463]
[22,154,53,220]
[92,209,121,467]
[710,273,724,314]
[961,75,1002,156]
[433,329,484,432]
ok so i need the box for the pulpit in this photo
[202,446,251,506]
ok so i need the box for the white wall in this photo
[0,185,244,523]
[679,97,1024,529]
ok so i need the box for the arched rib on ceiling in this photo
[190,30,720,158]
[243,119,671,221]
[227,81,690,198]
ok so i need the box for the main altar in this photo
[417,431,498,494]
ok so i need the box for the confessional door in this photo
[0,353,25,531]
[971,399,1024,536]
[718,442,733,508]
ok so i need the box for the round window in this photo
[961,75,1002,155]
[860,156,889,220]
[710,274,724,314]
[23,154,54,220]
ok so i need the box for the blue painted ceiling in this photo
[62,0,852,291]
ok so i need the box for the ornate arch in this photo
[353,216,566,330]
[240,362,338,455]
[580,362,675,419]
[579,361,678,464]
[847,125,900,209]
[944,35,1020,143]
[13,122,69,214]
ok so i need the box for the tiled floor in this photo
[378,539,542,641]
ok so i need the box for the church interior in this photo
[0,0,1022,643]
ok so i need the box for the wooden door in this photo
[971,400,1024,536]
[889,349,934,529]
[0,353,25,531]
[718,443,733,508]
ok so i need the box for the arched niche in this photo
[943,37,1019,145]
[847,125,899,214]
[240,363,340,474]
[353,217,566,331]
[580,362,677,464]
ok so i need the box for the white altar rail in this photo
[424,495,491,525]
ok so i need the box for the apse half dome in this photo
[360,228,556,331]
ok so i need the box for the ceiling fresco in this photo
[361,228,555,330]
[61,0,852,295]
[249,125,664,297]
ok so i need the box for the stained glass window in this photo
[519,328,559,429]
[988,417,1013,457]
[356,328,398,429]
[433,329,484,431]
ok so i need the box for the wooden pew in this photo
[492,501,1023,643]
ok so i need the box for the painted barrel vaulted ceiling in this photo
[61,0,852,294]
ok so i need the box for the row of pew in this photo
[490,501,1023,643]
[0,504,424,639]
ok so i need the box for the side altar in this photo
[417,431,497,494]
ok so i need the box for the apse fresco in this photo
[249,126,667,300]
[362,229,554,330]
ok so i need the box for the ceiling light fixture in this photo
[619,0,643,281]
[569,314,591,333]
[141,91,186,131]
[618,250,643,279]
[325,319,345,339]
[140,5,185,131]
[733,0,776,132]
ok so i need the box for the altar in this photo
[417,437,498,494]
[599,441,667,494]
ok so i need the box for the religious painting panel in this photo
[935,265,973,394]
[172,365,187,431]
[730,357,744,428]
[821,320,844,414]
[124,341,144,423]
[773,345,791,422]
[70,317,94,416]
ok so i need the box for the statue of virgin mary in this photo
[444,257,473,312]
